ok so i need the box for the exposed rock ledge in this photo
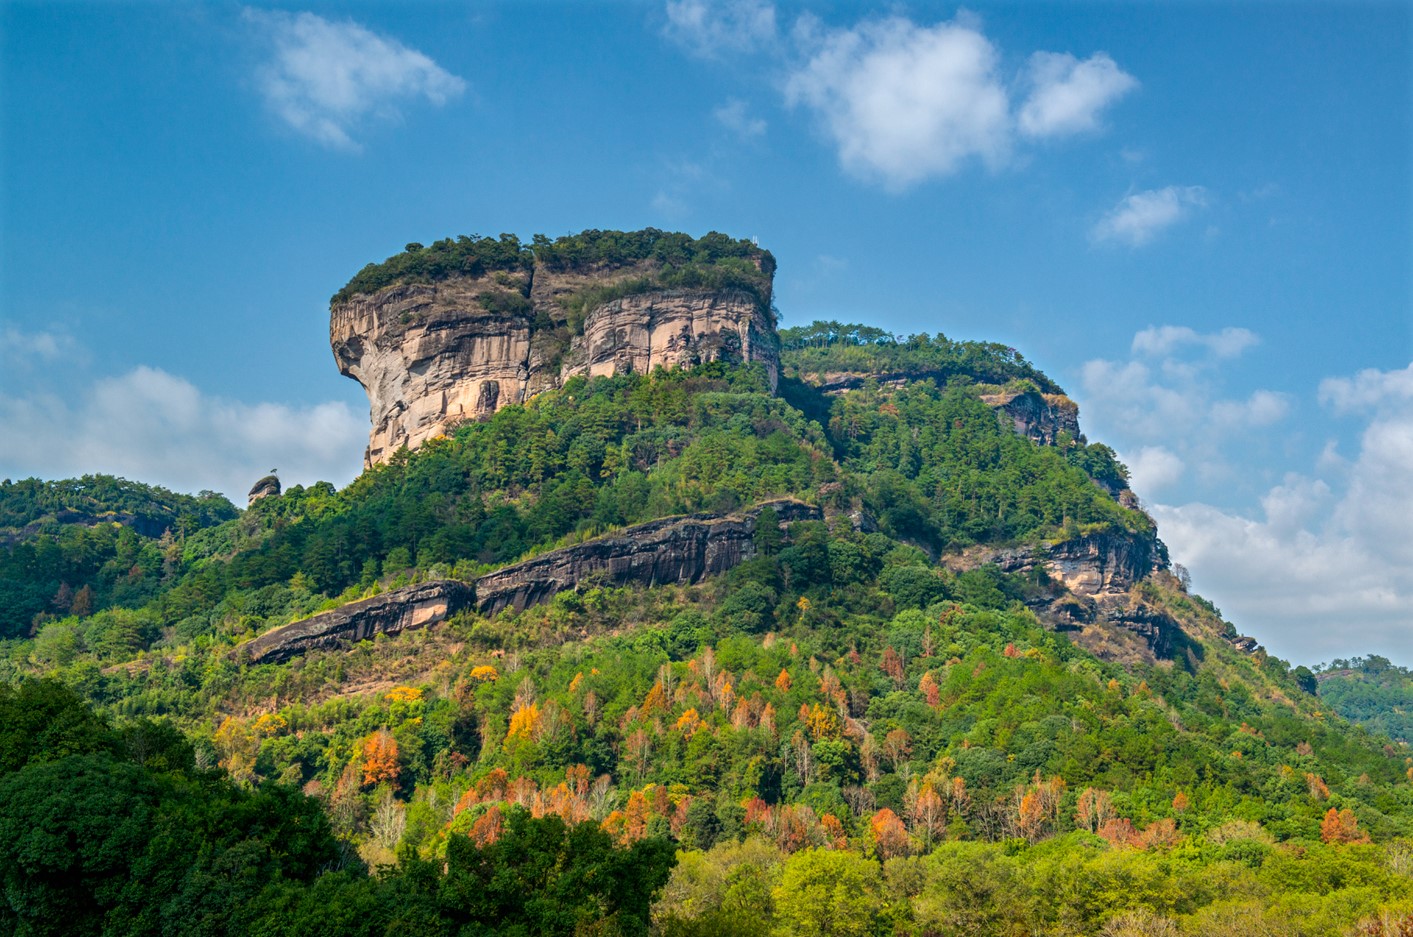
[475,498,819,616]
[945,530,1195,664]
[241,580,477,664]
[332,262,778,467]
[952,530,1159,598]
[239,499,820,663]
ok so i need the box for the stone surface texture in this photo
[978,391,1082,447]
[247,475,282,507]
[333,257,777,467]
[241,579,477,664]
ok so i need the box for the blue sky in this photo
[1,1,1409,665]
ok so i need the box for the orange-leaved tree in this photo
[361,729,400,788]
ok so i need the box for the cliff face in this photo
[476,498,818,616]
[333,254,777,467]
[978,391,1081,447]
[239,500,819,662]
[568,289,776,388]
[241,579,476,664]
[946,530,1193,664]
[330,275,537,465]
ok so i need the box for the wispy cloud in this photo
[1131,324,1258,359]
[664,0,777,58]
[1079,324,1285,490]
[1081,331,1412,662]
[1318,363,1413,414]
[0,365,365,501]
[245,9,465,150]
[1017,51,1138,138]
[714,99,766,138]
[1,324,84,372]
[1091,186,1208,246]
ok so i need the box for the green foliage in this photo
[0,474,236,533]
[441,808,675,936]
[780,321,1061,393]
[331,228,776,323]
[3,343,1411,933]
[0,476,236,639]
[331,233,531,305]
[1319,656,1413,743]
[830,382,1150,549]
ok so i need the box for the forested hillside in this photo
[2,321,1410,935]
[1320,657,1413,745]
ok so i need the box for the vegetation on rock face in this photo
[0,476,236,641]
[331,233,532,305]
[2,315,1411,934]
[331,228,776,319]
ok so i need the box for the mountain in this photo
[1,229,1410,936]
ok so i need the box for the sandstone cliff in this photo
[332,234,777,467]
[944,530,1193,665]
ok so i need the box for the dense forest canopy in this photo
[1319,657,1413,744]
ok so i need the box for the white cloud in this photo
[0,365,365,503]
[245,9,465,150]
[1123,445,1185,494]
[1210,389,1290,429]
[1017,51,1137,138]
[2,326,66,363]
[1091,186,1208,246]
[714,99,767,138]
[1318,363,1413,414]
[1132,324,1258,359]
[664,0,777,58]
[772,13,1135,189]
[784,16,1013,189]
[1135,362,1413,663]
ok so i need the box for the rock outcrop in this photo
[247,474,281,507]
[476,498,819,616]
[331,274,538,465]
[567,290,776,387]
[945,530,1193,664]
[239,500,819,663]
[804,370,1083,450]
[332,246,778,467]
[241,580,476,664]
[966,530,1158,599]
[978,391,1081,447]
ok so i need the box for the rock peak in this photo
[331,230,779,466]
